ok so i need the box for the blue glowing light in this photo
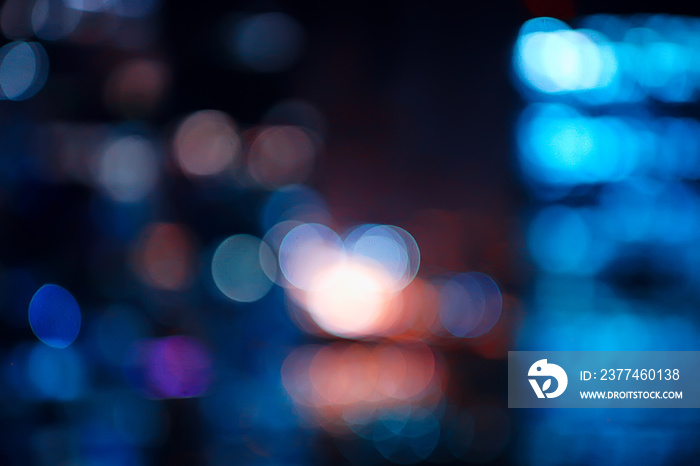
[29,284,81,349]
[0,41,48,101]
[28,343,86,400]
[514,18,618,96]
[517,104,638,186]
[514,15,700,104]
[527,205,607,275]
[344,224,421,291]
[597,180,700,245]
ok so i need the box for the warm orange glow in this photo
[281,341,441,427]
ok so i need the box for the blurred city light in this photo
[514,15,700,104]
[97,135,159,203]
[247,125,318,189]
[278,222,344,291]
[29,284,81,349]
[173,110,241,178]
[211,234,275,303]
[515,13,700,466]
[0,41,48,101]
[0,2,552,464]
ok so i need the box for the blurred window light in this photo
[517,104,638,186]
[173,110,241,178]
[520,107,700,187]
[226,12,304,72]
[516,30,608,93]
[211,234,275,303]
[514,17,617,95]
[97,135,159,203]
[515,14,700,104]
[247,125,317,189]
[29,284,81,349]
[0,41,49,101]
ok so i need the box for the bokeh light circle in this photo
[28,343,85,400]
[131,223,197,291]
[278,223,344,290]
[247,125,317,189]
[125,336,213,399]
[31,0,82,41]
[0,41,49,101]
[211,234,275,303]
[173,110,241,177]
[28,284,81,349]
[97,135,159,203]
[345,224,420,291]
[304,258,399,338]
[438,273,502,338]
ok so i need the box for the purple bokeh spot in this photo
[125,335,212,399]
